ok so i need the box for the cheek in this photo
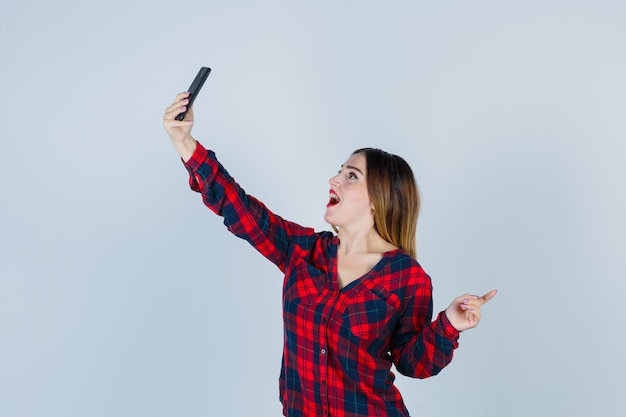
[355,192,374,212]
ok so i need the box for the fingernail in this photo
[463,299,469,304]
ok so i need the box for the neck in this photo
[336,226,392,256]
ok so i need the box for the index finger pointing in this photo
[477,289,498,305]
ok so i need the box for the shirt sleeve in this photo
[389,272,460,379]
[183,141,315,272]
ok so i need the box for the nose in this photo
[329,173,340,187]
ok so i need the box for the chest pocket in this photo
[344,284,402,341]
[283,246,327,310]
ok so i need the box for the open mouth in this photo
[328,191,340,206]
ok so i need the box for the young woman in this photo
[163,92,496,417]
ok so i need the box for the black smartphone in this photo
[176,67,211,121]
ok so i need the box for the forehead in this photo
[343,152,367,172]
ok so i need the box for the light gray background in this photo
[1,1,624,416]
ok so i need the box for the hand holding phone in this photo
[176,67,211,121]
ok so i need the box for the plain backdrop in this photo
[1,1,625,416]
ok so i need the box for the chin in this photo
[323,212,338,226]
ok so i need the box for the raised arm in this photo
[162,93,317,272]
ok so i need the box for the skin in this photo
[163,92,497,332]
[325,153,399,289]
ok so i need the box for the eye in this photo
[347,172,357,180]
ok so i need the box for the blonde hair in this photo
[353,148,420,259]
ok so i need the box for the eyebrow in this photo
[341,164,365,176]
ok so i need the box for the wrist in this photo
[175,135,197,162]
[441,310,463,335]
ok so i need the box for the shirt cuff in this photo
[182,140,209,171]
[438,311,461,341]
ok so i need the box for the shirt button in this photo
[321,349,326,355]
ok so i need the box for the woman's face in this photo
[324,152,374,230]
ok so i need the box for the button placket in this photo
[318,294,332,414]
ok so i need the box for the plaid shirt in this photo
[184,143,460,417]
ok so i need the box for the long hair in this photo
[353,148,420,259]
